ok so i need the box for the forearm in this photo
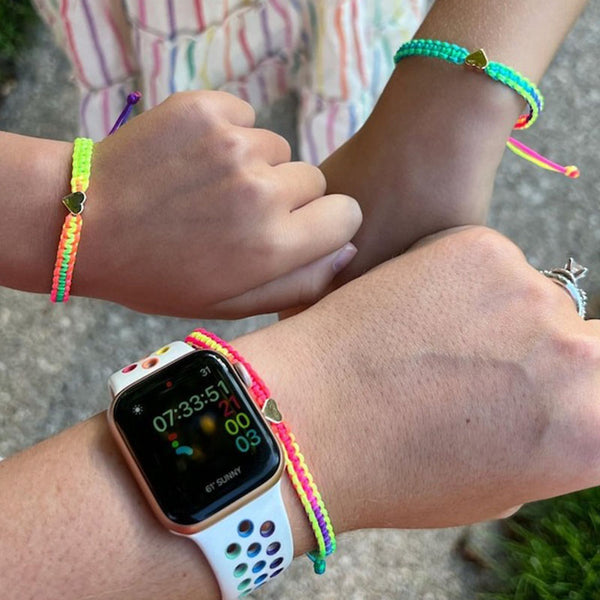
[0,300,422,599]
[0,404,316,599]
[417,0,586,82]
[0,132,72,293]
[322,0,588,277]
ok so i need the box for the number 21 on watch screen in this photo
[151,380,262,454]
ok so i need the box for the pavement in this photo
[1,3,599,598]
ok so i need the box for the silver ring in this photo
[542,257,588,318]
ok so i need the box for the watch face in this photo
[112,351,281,526]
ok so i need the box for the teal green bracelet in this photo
[394,39,542,129]
[394,39,579,178]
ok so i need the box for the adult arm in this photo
[0,91,361,318]
[3,226,600,599]
[322,0,588,282]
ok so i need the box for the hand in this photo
[75,91,361,317]
[242,226,600,532]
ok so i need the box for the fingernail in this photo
[332,243,358,274]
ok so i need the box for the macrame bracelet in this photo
[50,137,93,302]
[185,328,336,575]
[50,92,141,303]
[394,39,579,178]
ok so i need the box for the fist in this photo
[75,91,362,317]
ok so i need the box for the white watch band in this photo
[191,480,293,599]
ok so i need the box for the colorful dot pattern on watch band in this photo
[190,481,293,599]
[50,137,94,303]
[185,328,336,574]
[394,39,579,178]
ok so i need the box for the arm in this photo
[0,92,361,318]
[322,0,588,281]
[3,226,600,599]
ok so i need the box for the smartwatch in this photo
[107,341,294,599]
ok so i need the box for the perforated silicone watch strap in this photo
[191,480,293,599]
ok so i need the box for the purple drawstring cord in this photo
[108,91,142,136]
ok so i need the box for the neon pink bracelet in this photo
[185,328,336,574]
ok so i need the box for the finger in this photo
[537,268,590,324]
[278,193,362,270]
[267,162,327,209]
[170,90,256,127]
[203,91,256,127]
[584,318,600,335]
[241,127,292,166]
[206,244,358,318]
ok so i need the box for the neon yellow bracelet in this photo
[50,137,94,303]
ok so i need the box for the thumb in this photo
[206,243,358,318]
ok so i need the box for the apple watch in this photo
[108,341,294,599]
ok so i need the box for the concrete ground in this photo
[1,3,599,598]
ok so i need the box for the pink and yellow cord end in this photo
[506,138,579,178]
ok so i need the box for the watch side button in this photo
[234,362,253,388]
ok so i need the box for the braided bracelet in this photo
[394,39,579,178]
[185,328,336,574]
[50,137,93,303]
[50,92,141,303]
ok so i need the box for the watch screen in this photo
[113,351,281,525]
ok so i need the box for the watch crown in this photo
[262,398,283,423]
[233,361,253,387]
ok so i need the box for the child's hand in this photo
[76,91,361,317]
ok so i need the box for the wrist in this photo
[0,134,72,294]
[321,56,523,273]
[346,55,521,205]
[232,316,360,541]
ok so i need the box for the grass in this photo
[0,0,39,86]
[484,487,600,599]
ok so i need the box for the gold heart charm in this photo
[465,49,489,70]
[62,191,87,215]
[262,398,283,423]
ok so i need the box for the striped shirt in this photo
[34,0,424,164]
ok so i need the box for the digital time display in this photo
[112,351,281,525]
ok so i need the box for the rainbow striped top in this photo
[33,0,424,165]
